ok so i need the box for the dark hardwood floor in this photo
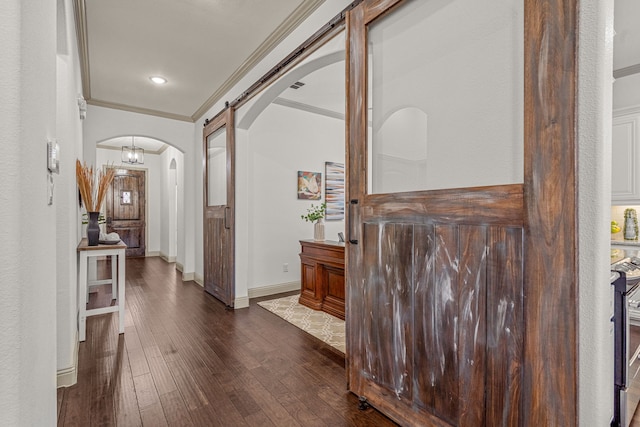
[57,256,396,426]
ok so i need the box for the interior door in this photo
[346,0,577,426]
[106,168,146,257]
[203,108,235,307]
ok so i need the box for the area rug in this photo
[257,294,345,354]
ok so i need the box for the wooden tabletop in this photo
[299,239,345,247]
[77,238,127,251]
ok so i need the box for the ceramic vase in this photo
[625,208,639,240]
[314,219,325,241]
[87,211,100,246]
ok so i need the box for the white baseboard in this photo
[57,332,79,388]
[146,251,161,257]
[248,281,300,299]
[176,263,197,282]
[194,274,204,287]
[235,296,250,309]
[160,253,176,263]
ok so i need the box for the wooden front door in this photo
[203,108,235,307]
[106,168,146,257]
[346,0,577,426]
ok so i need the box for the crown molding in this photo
[74,0,326,123]
[87,99,194,123]
[191,0,327,121]
[73,0,91,98]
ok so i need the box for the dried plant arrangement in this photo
[75,159,116,212]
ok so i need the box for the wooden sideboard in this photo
[299,240,345,320]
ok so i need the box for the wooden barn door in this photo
[106,168,146,257]
[346,0,577,426]
[203,108,235,307]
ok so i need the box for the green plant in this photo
[301,203,326,223]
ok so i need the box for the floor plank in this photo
[58,257,397,426]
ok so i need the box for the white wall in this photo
[160,147,184,261]
[613,73,640,111]
[578,0,615,425]
[96,149,162,254]
[0,0,59,424]
[194,0,354,294]
[84,106,195,273]
[246,103,344,290]
[55,0,85,386]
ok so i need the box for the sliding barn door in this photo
[203,108,235,307]
[346,0,577,425]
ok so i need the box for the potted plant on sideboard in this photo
[301,202,326,241]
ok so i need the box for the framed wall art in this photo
[297,171,321,200]
[325,162,345,220]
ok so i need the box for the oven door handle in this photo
[629,286,640,308]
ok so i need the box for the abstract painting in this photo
[297,171,321,200]
[325,162,345,220]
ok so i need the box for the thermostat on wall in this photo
[47,140,59,174]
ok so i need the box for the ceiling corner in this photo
[192,0,327,121]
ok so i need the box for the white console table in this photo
[77,238,127,342]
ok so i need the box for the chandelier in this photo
[121,136,144,164]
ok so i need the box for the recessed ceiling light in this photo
[149,76,167,85]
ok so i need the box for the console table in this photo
[299,239,345,320]
[77,238,127,342]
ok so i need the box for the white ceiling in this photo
[77,0,326,122]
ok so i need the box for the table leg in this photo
[111,254,117,299]
[78,252,88,342]
[118,248,126,334]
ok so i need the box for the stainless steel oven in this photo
[612,267,640,426]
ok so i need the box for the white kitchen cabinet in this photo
[613,108,640,203]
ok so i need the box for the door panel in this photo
[347,0,577,425]
[203,108,235,307]
[354,218,523,425]
[106,169,146,257]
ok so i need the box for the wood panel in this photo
[323,266,346,318]
[355,221,524,426]
[203,108,235,307]
[345,0,578,425]
[299,240,345,319]
[486,226,523,425]
[522,0,578,424]
[203,211,228,303]
[106,169,146,257]
[457,225,487,426]
[364,184,524,226]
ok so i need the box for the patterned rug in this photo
[257,294,345,354]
